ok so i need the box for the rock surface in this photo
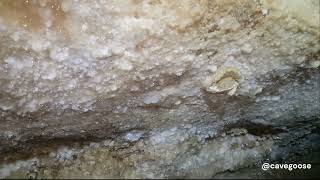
[0,0,319,178]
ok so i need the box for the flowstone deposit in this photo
[0,0,319,178]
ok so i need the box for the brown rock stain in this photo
[0,0,68,36]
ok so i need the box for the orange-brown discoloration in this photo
[0,0,68,35]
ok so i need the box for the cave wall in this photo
[0,0,319,178]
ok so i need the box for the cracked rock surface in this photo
[0,0,319,178]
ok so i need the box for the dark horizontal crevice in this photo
[223,120,286,136]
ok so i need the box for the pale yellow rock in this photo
[207,77,239,95]
[310,60,320,68]
[204,66,241,95]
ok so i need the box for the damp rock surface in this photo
[0,0,319,178]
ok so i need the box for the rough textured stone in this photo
[0,0,319,178]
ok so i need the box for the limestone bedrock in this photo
[0,0,319,178]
